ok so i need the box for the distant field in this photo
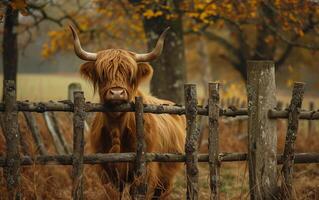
[0,74,318,109]
[0,73,151,102]
[0,73,245,103]
[0,73,218,103]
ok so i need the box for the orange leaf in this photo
[10,0,27,10]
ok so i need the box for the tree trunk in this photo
[2,7,19,97]
[232,1,277,82]
[209,1,278,82]
[142,1,186,104]
[253,1,277,60]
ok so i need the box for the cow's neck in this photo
[102,90,144,153]
[102,89,144,130]
[104,112,130,131]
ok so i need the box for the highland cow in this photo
[70,25,186,199]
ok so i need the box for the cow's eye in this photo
[98,78,106,85]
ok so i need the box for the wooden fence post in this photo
[208,82,220,200]
[68,83,82,103]
[281,82,305,199]
[72,91,86,200]
[133,96,147,199]
[68,83,90,135]
[185,84,199,200]
[247,61,277,199]
[4,80,21,200]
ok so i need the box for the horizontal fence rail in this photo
[0,152,318,166]
[0,102,319,119]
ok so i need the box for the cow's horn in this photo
[69,24,97,61]
[134,27,170,62]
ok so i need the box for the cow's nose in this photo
[106,87,128,102]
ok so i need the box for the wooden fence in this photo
[1,60,319,200]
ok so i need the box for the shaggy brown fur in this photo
[81,49,186,199]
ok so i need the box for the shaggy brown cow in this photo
[70,25,186,199]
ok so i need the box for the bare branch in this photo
[276,17,317,66]
[203,30,241,58]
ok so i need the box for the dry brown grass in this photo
[0,113,318,199]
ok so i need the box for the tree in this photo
[130,0,187,103]
[1,0,27,94]
[2,6,19,89]
[184,0,319,80]
[0,0,91,95]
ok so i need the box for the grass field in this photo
[0,73,209,102]
[0,74,99,101]
[0,73,318,105]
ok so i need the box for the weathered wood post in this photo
[185,84,199,200]
[68,83,90,135]
[134,96,147,199]
[68,83,82,103]
[247,61,277,199]
[4,80,21,200]
[281,82,305,199]
[208,82,220,200]
[72,91,86,200]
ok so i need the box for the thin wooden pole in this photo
[0,152,318,167]
[72,91,86,200]
[3,101,319,119]
[247,61,277,199]
[208,82,220,200]
[0,101,248,117]
[43,112,65,155]
[18,125,29,156]
[281,82,305,199]
[23,112,47,155]
[133,96,147,199]
[4,80,21,200]
[185,84,199,200]
[48,112,71,154]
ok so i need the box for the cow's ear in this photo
[80,61,98,86]
[137,63,153,85]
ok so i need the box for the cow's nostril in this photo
[107,88,127,101]
[110,90,115,95]
[110,89,125,96]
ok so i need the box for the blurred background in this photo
[1,1,319,199]
[1,0,319,104]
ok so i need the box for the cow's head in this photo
[70,25,168,105]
